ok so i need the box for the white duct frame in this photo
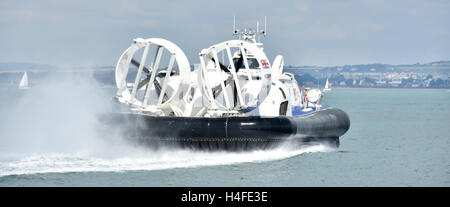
[198,40,272,111]
[115,38,191,112]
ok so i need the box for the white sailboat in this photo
[18,72,30,89]
[323,78,331,91]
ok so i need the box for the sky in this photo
[0,0,449,67]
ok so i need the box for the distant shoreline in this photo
[0,68,114,74]
[330,87,449,92]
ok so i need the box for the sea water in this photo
[0,76,449,186]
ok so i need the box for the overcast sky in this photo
[1,0,449,67]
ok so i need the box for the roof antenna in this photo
[257,20,260,42]
[263,16,267,37]
[233,16,239,39]
[233,16,236,33]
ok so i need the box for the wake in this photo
[0,143,334,177]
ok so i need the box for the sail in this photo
[324,78,331,91]
[19,72,29,89]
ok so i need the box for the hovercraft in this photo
[100,20,350,151]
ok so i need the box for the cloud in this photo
[0,8,67,24]
[303,23,347,41]
[0,0,449,66]
[293,0,310,13]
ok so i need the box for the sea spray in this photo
[0,72,334,177]
[0,73,119,158]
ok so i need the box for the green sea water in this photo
[0,81,449,186]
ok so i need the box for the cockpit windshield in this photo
[233,57,260,69]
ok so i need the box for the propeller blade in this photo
[212,75,233,98]
[132,58,170,102]
[157,70,178,78]
[137,76,150,90]
[131,59,150,73]
[136,75,169,102]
